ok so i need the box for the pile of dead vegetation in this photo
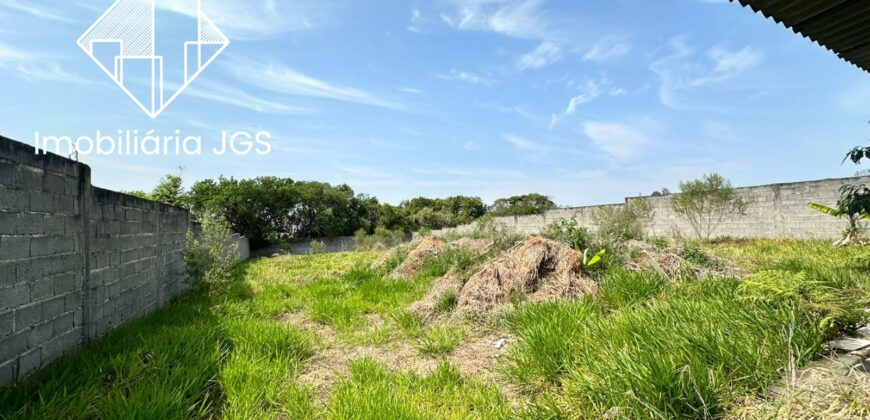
[624,240,746,279]
[411,237,598,320]
[390,234,745,322]
[372,236,493,279]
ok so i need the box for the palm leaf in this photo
[809,203,842,217]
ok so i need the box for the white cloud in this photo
[651,36,763,109]
[583,35,631,61]
[438,69,495,86]
[0,1,74,22]
[225,57,403,109]
[517,41,562,70]
[441,0,552,40]
[550,77,608,128]
[156,0,328,38]
[505,134,551,154]
[408,9,425,33]
[186,81,312,115]
[583,122,649,161]
[0,41,87,83]
[0,42,36,63]
[398,87,424,95]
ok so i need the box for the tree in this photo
[671,174,748,240]
[489,193,556,216]
[151,172,187,207]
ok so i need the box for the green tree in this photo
[489,193,556,216]
[671,174,748,240]
[151,173,187,207]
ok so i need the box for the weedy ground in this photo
[1,239,868,419]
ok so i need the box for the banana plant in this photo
[582,248,606,268]
[808,203,869,246]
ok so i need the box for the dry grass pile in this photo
[728,354,870,419]
[625,240,746,279]
[388,236,448,278]
[451,237,492,252]
[453,237,598,315]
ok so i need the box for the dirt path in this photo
[279,311,523,406]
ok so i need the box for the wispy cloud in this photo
[225,57,404,109]
[157,0,326,38]
[651,36,763,109]
[550,76,616,128]
[517,41,562,70]
[438,69,495,86]
[505,134,552,156]
[583,35,631,61]
[398,87,424,95]
[0,1,74,23]
[187,80,312,115]
[440,0,553,39]
[407,9,425,33]
[0,41,87,83]
[583,121,650,161]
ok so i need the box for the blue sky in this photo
[1,0,868,205]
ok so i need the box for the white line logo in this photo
[78,0,229,119]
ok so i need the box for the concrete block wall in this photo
[0,135,248,386]
[87,189,190,339]
[430,176,870,240]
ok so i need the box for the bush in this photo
[184,214,240,283]
[468,216,524,253]
[307,240,327,255]
[354,226,407,251]
[592,198,653,242]
[541,218,590,250]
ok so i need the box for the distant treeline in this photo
[127,174,556,247]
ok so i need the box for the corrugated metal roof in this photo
[731,0,870,73]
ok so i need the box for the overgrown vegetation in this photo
[591,198,653,243]
[2,235,867,419]
[672,173,749,239]
[354,226,406,250]
[184,214,240,283]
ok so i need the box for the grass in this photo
[501,238,870,418]
[0,252,378,419]
[416,326,465,357]
[326,359,510,419]
[0,238,867,419]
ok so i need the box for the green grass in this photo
[502,239,870,418]
[1,239,867,419]
[326,358,510,419]
[0,252,378,419]
[416,326,465,357]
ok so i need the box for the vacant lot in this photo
[1,238,868,419]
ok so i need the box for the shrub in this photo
[679,242,722,270]
[672,173,749,239]
[184,214,240,283]
[591,198,653,242]
[354,226,407,251]
[541,218,590,250]
[469,216,524,253]
[307,240,327,255]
